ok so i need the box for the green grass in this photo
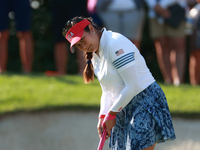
[162,84,200,118]
[0,73,200,118]
[0,73,101,115]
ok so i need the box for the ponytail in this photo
[83,52,94,84]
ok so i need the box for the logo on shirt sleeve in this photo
[113,52,135,69]
[118,107,123,111]
[115,49,124,56]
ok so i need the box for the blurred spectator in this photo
[0,0,34,74]
[47,0,87,76]
[87,0,104,28]
[197,0,200,3]
[145,0,187,86]
[186,1,200,85]
[96,0,145,49]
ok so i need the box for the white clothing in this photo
[145,0,187,18]
[92,28,155,115]
[108,0,136,11]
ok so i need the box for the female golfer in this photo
[62,16,175,150]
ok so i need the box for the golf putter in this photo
[97,127,107,150]
[97,113,116,150]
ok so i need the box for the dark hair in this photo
[62,16,100,84]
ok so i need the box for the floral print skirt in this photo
[109,82,176,150]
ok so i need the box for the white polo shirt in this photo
[92,28,155,116]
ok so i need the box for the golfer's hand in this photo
[97,118,104,139]
[104,118,116,138]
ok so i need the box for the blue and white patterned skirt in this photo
[109,82,176,150]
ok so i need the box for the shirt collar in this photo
[98,28,107,57]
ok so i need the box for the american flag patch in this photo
[115,49,124,56]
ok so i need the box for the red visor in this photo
[65,19,90,53]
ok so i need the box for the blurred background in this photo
[6,0,191,82]
[6,0,86,74]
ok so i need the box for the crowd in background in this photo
[0,0,200,86]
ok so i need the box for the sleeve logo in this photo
[118,107,123,111]
[115,49,124,56]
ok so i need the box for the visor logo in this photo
[67,32,74,41]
